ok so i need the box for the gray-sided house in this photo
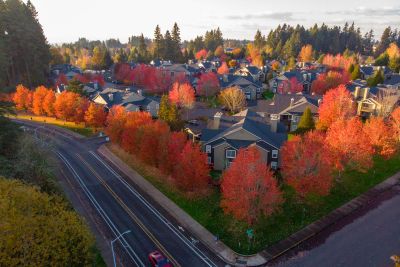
[347,81,399,118]
[234,65,265,82]
[92,88,160,117]
[201,110,287,171]
[256,94,322,132]
[270,70,320,94]
[219,74,264,100]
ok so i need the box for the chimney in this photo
[270,114,279,133]
[137,89,143,96]
[223,74,228,82]
[318,99,322,106]
[354,86,360,99]
[363,87,369,100]
[212,112,222,129]
[108,93,113,102]
[290,98,294,106]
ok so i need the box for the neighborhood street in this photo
[269,185,400,267]
[23,121,225,267]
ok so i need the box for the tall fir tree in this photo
[153,25,164,59]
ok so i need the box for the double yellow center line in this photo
[76,153,181,267]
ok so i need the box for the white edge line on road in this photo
[89,150,218,267]
[56,151,145,267]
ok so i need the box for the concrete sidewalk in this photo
[98,144,400,266]
[98,145,268,266]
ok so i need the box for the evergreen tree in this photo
[153,25,164,59]
[351,64,360,80]
[367,69,384,86]
[296,107,315,134]
[102,49,112,68]
[67,78,84,95]
[163,30,173,60]
[254,30,266,50]
[1,0,50,88]
[375,27,392,57]
[158,95,180,129]
[138,33,148,62]
[171,22,182,62]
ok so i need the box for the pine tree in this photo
[153,25,164,59]
[171,22,182,62]
[296,107,315,134]
[138,33,148,62]
[351,64,360,80]
[367,69,384,86]
[164,30,173,60]
[254,30,266,50]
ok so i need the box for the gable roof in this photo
[256,94,321,115]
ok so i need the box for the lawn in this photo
[10,113,97,137]
[109,143,400,254]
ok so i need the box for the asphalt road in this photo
[270,186,400,267]
[21,122,225,267]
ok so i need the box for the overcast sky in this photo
[30,0,400,44]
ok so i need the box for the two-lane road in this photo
[25,122,224,267]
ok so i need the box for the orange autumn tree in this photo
[54,91,77,121]
[317,85,355,130]
[43,89,56,116]
[195,49,208,60]
[326,118,374,172]
[168,82,195,109]
[311,71,350,95]
[13,84,32,111]
[105,106,128,144]
[281,131,335,199]
[173,142,210,197]
[217,62,229,75]
[72,97,89,123]
[298,44,314,63]
[120,111,153,154]
[220,147,283,224]
[32,86,49,116]
[391,107,400,143]
[364,116,397,158]
[84,103,107,128]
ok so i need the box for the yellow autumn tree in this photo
[0,177,96,266]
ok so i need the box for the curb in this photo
[97,145,269,267]
[99,144,400,266]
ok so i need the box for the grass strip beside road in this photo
[108,143,400,255]
[10,113,96,137]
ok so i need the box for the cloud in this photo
[326,6,400,17]
[226,12,294,21]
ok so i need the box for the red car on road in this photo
[148,251,173,267]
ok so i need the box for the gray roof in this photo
[202,109,287,149]
[256,94,321,115]
[384,74,400,86]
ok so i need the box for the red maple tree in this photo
[281,131,335,198]
[311,71,350,95]
[326,118,374,172]
[158,131,187,175]
[317,85,355,130]
[196,72,220,97]
[168,82,195,109]
[104,106,128,143]
[195,49,208,60]
[364,116,397,158]
[220,147,283,224]
[278,77,303,94]
[120,111,153,154]
[173,141,210,197]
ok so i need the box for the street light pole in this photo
[111,230,131,267]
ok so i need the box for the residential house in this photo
[234,65,265,82]
[201,110,287,171]
[384,73,400,90]
[360,65,392,80]
[255,93,322,132]
[347,83,399,118]
[270,70,320,94]
[92,88,160,117]
[219,74,264,100]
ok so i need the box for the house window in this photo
[272,150,278,159]
[256,88,261,93]
[205,145,211,154]
[207,156,212,164]
[226,149,236,159]
[245,93,251,100]
[271,161,278,170]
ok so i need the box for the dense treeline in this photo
[0,0,50,90]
